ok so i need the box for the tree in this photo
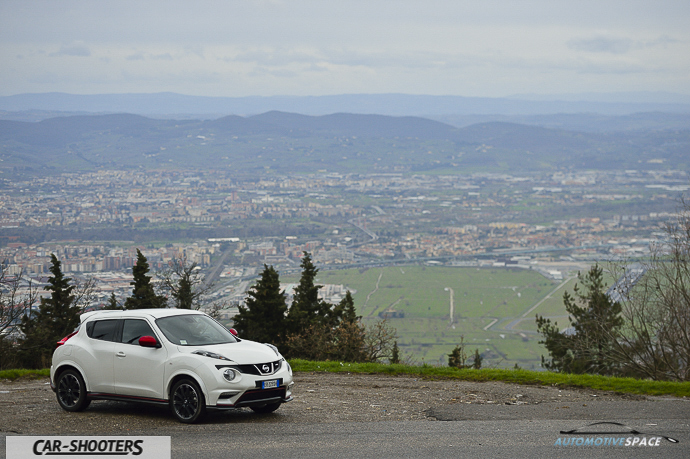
[536,264,623,375]
[19,255,93,368]
[0,264,38,370]
[286,286,373,362]
[390,341,401,364]
[158,256,213,310]
[607,199,690,381]
[331,290,367,361]
[362,320,397,363]
[333,290,359,323]
[124,249,166,310]
[104,292,123,310]
[286,252,339,334]
[283,253,396,362]
[233,264,288,347]
[472,348,483,370]
[448,336,468,369]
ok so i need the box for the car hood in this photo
[179,340,280,365]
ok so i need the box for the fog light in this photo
[223,368,237,382]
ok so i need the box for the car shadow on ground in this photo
[83,400,291,425]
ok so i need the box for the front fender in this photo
[164,354,209,402]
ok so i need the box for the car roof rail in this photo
[80,309,123,322]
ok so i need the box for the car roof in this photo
[80,308,205,322]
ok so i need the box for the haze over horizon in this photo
[2,1,689,100]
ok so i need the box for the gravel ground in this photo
[0,372,651,434]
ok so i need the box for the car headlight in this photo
[222,368,238,382]
[192,350,231,361]
[264,343,281,357]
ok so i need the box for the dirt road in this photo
[2,371,674,434]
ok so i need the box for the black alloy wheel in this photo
[56,369,91,412]
[170,379,206,423]
[250,402,281,414]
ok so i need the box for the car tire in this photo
[250,402,281,414]
[56,369,91,412]
[170,378,206,423]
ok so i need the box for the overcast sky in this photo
[1,0,689,98]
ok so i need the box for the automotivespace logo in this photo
[555,422,679,447]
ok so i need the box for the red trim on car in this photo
[88,392,168,404]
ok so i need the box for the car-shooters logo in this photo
[5,436,170,459]
[555,422,679,447]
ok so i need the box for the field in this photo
[292,266,579,369]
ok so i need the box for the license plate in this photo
[261,379,279,389]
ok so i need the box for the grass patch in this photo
[0,368,50,381]
[289,360,690,398]
[3,364,688,398]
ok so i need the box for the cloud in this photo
[151,53,174,61]
[568,36,633,54]
[125,51,174,61]
[640,35,679,48]
[568,34,681,55]
[49,43,91,57]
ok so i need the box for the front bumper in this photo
[201,360,294,408]
[210,386,293,410]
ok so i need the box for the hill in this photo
[2,92,690,118]
[0,112,687,174]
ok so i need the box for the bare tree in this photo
[1,264,38,344]
[363,320,397,363]
[609,199,690,381]
[72,277,97,312]
[157,256,213,310]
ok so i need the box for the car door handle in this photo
[116,351,126,358]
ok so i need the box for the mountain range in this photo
[1,111,687,175]
[2,92,690,120]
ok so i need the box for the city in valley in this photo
[2,167,687,366]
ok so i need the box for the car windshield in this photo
[156,314,237,346]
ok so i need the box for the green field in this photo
[290,266,581,369]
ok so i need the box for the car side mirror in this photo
[228,328,238,337]
[139,335,160,348]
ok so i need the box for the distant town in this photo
[2,167,687,317]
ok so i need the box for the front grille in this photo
[216,359,282,376]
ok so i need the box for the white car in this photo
[50,309,294,423]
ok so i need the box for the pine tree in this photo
[233,265,287,346]
[174,276,194,309]
[336,290,359,323]
[124,249,167,310]
[536,264,623,375]
[104,292,123,310]
[390,341,401,364]
[20,255,80,368]
[330,290,366,362]
[472,348,483,369]
[286,252,334,333]
[448,336,467,369]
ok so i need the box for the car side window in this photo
[87,319,118,341]
[121,319,156,345]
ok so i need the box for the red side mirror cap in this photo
[228,328,238,337]
[139,335,159,348]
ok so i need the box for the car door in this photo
[113,318,167,400]
[81,319,118,394]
